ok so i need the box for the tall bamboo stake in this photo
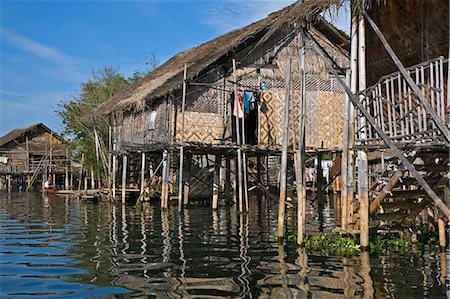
[140,152,146,196]
[178,63,188,211]
[341,70,351,230]
[277,57,291,242]
[212,154,221,210]
[77,153,84,196]
[297,30,307,245]
[108,126,112,195]
[122,155,127,204]
[233,59,244,213]
[357,12,369,249]
[112,126,117,199]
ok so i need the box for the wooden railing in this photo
[356,57,448,147]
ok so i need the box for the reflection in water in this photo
[0,192,448,298]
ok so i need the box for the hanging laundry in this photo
[250,91,257,110]
[232,92,244,118]
[243,91,255,114]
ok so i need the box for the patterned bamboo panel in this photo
[175,111,223,144]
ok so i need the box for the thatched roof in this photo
[0,123,65,148]
[91,0,346,118]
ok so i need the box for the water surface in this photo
[0,193,448,298]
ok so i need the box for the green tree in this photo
[56,67,131,180]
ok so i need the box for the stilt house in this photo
[0,123,71,191]
[92,0,349,199]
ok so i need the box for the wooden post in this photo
[108,126,112,195]
[77,153,84,196]
[112,126,117,199]
[297,30,307,245]
[212,154,221,210]
[7,175,11,192]
[140,152,146,196]
[161,150,168,209]
[438,218,446,250]
[91,167,95,190]
[357,12,369,250]
[183,153,191,205]
[225,156,231,202]
[122,155,127,204]
[277,57,291,241]
[341,70,352,230]
[65,148,69,190]
[233,59,244,213]
[178,63,188,211]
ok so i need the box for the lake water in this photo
[0,192,448,298]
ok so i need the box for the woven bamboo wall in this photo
[174,111,223,144]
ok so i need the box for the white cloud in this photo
[200,0,295,33]
[0,28,90,83]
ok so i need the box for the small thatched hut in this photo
[0,123,72,191]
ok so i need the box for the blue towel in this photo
[243,91,254,114]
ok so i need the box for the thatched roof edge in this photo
[90,0,345,118]
[0,123,66,148]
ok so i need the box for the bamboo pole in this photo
[240,94,249,212]
[77,153,84,196]
[233,59,244,213]
[225,156,231,201]
[108,126,112,195]
[357,13,369,250]
[212,154,221,210]
[341,70,351,230]
[140,152,146,196]
[112,126,117,199]
[438,218,446,249]
[122,155,127,204]
[297,30,307,245]
[91,167,95,190]
[178,63,187,211]
[65,147,69,190]
[277,57,291,242]
[183,153,191,205]
[161,150,168,209]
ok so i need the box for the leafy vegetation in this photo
[56,67,131,178]
[369,235,410,253]
[302,233,361,256]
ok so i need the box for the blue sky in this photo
[0,0,349,137]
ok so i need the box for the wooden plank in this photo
[415,68,423,132]
[397,74,405,138]
[121,155,127,204]
[385,79,393,136]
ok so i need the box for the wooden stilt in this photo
[277,57,291,242]
[84,175,88,192]
[233,59,244,213]
[225,156,231,202]
[357,13,369,250]
[178,64,188,211]
[7,175,11,192]
[65,148,69,190]
[77,153,84,196]
[341,70,352,230]
[122,155,127,204]
[91,167,95,190]
[183,153,191,205]
[161,150,168,209]
[212,154,221,210]
[140,152,146,196]
[438,218,446,250]
[112,154,117,199]
[107,126,112,195]
[297,30,307,245]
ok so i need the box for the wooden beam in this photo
[363,11,450,143]
[305,30,450,220]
